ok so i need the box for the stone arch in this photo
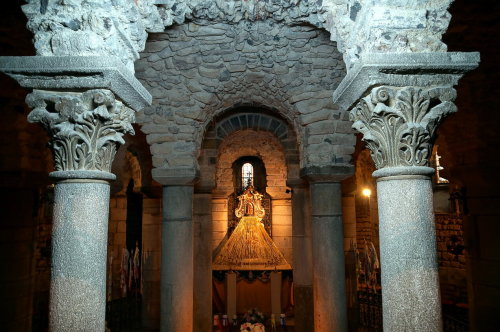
[215,129,289,200]
[215,113,289,142]
[111,126,155,195]
[196,106,300,193]
[136,19,353,172]
[112,148,141,196]
[124,151,143,193]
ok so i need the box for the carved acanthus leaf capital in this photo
[350,86,457,169]
[26,89,135,173]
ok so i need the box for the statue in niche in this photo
[235,185,265,219]
[213,184,290,270]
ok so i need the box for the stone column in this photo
[153,168,198,332]
[289,181,314,331]
[25,89,135,331]
[161,186,194,331]
[302,166,353,332]
[331,52,479,332]
[350,85,459,331]
[193,192,213,331]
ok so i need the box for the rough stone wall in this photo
[435,214,468,305]
[136,19,351,171]
[272,199,293,265]
[436,214,466,270]
[22,0,164,71]
[19,0,342,75]
[211,197,229,251]
[20,0,458,84]
[323,0,454,70]
[198,110,300,192]
[197,125,218,193]
[157,0,327,27]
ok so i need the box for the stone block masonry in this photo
[136,19,354,171]
[435,214,468,306]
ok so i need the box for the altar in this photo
[212,186,292,330]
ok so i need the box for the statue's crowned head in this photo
[235,185,265,219]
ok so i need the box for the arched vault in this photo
[135,19,355,172]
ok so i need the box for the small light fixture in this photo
[362,188,372,198]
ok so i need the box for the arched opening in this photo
[233,157,266,193]
[200,111,297,329]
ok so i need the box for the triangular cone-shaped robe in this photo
[213,216,291,270]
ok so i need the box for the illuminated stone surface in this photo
[0,1,485,331]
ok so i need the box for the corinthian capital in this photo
[350,86,456,169]
[26,89,135,173]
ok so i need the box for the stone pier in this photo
[302,166,353,332]
[161,185,194,332]
[154,168,198,332]
[289,182,314,331]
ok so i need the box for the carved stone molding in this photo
[0,56,152,111]
[350,85,457,169]
[26,89,135,173]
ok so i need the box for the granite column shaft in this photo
[310,181,348,332]
[375,168,441,331]
[290,184,314,331]
[50,173,114,331]
[161,185,194,332]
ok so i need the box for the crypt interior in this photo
[0,0,499,331]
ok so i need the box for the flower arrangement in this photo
[240,322,265,332]
[240,308,265,332]
[243,308,265,324]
